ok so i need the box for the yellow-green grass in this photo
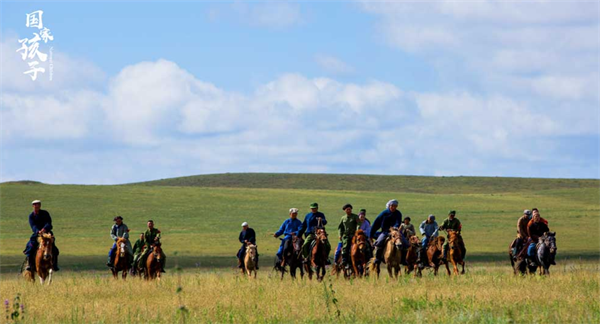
[1,182,599,271]
[0,262,598,323]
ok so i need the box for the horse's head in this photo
[116,238,128,257]
[152,243,163,261]
[245,244,257,257]
[37,233,54,261]
[292,236,303,252]
[409,235,420,246]
[436,236,445,251]
[543,232,557,254]
[316,229,328,242]
[389,229,402,249]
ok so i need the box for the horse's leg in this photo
[48,269,53,285]
[444,261,451,276]
[452,261,459,275]
[461,261,465,275]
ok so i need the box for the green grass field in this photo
[0,174,599,323]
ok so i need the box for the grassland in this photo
[0,174,599,323]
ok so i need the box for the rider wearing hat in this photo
[273,208,303,268]
[298,202,331,263]
[23,200,60,271]
[438,210,462,262]
[370,199,403,264]
[399,216,416,238]
[106,216,133,268]
[238,221,258,269]
[337,203,359,269]
[139,220,165,273]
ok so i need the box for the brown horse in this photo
[30,233,54,285]
[404,235,420,277]
[146,243,164,281]
[350,229,368,278]
[447,230,466,275]
[369,228,403,279]
[112,237,130,279]
[305,228,328,281]
[417,236,450,276]
[243,243,258,278]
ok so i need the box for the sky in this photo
[1,1,598,184]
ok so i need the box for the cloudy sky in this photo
[1,1,598,184]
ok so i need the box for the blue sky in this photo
[1,1,598,184]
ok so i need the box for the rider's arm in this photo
[29,213,39,233]
[320,213,327,226]
[298,215,308,237]
[110,225,118,241]
[123,225,130,240]
[370,214,382,238]
[248,229,256,245]
[42,211,53,232]
[432,222,439,237]
[337,217,344,239]
[275,220,287,238]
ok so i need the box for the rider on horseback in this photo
[139,220,166,273]
[526,210,552,266]
[511,209,532,258]
[370,199,403,265]
[23,200,59,271]
[106,216,133,268]
[132,233,145,275]
[299,202,331,264]
[238,222,258,270]
[439,210,462,262]
[417,214,439,265]
[273,208,303,268]
[337,204,359,270]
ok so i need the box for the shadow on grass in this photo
[2,251,598,273]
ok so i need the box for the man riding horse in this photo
[238,222,259,270]
[299,202,331,264]
[139,220,166,273]
[526,210,552,266]
[511,209,532,258]
[274,208,303,269]
[369,199,403,265]
[132,233,145,275]
[417,214,439,265]
[439,210,465,262]
[337,204,359,270]
[23,200,59,271]
[106,216,133,269]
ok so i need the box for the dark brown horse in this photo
[417,236,450,276]
[305,228,328,281]
[350,229,368,278]
[447,230,465,275]
[404,235,420,277]
[112,237,130,279]
[146,243,164,281]
[279,235,304,279]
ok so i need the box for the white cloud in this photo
[314,54,355,75]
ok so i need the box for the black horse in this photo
[275,235,305,279]
[510,232,557,275]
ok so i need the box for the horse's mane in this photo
[37,233,53,243]
[352,229,366,244]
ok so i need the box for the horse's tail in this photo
[22,270,34,282]
[367,257,378,273]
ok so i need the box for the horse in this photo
[350,229,368,278]
[112,237,130,279]
[305,228,328,281]
[417,236,449,276]
[535,232,557,275]
[279,235,304,279]
[27,233,54,285]
[145,242,164,281]
[243,243,258,278]
[404,235,420,277]
[447,230,466,275]
[369,228,403,279]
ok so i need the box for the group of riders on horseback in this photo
[509,208,557,274]
[23,199,166,280]
[236,200,474,278]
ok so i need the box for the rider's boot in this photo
[237,258,243,269]
[255,255,259,270]
[25,254,32,271]
[53,255,60,271]
[372,246,381,265]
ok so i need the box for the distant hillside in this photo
[0,180,44,185]
[132,173,599,194]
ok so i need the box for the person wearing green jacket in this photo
[139,220,166,273]
[438,210,464,261]
[338,203,359,269]
[131,233,145,275]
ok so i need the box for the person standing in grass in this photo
[337,204,360,270]
[238,222,258,270]
[299,202,331,264]
[131,233,145,275]
[273,208,303,268]
[106,216,133,268]
[438,210,463,261]
[370,199,403,265]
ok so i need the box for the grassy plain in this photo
[0,174,599,323]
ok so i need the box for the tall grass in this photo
[0,262,598,323]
